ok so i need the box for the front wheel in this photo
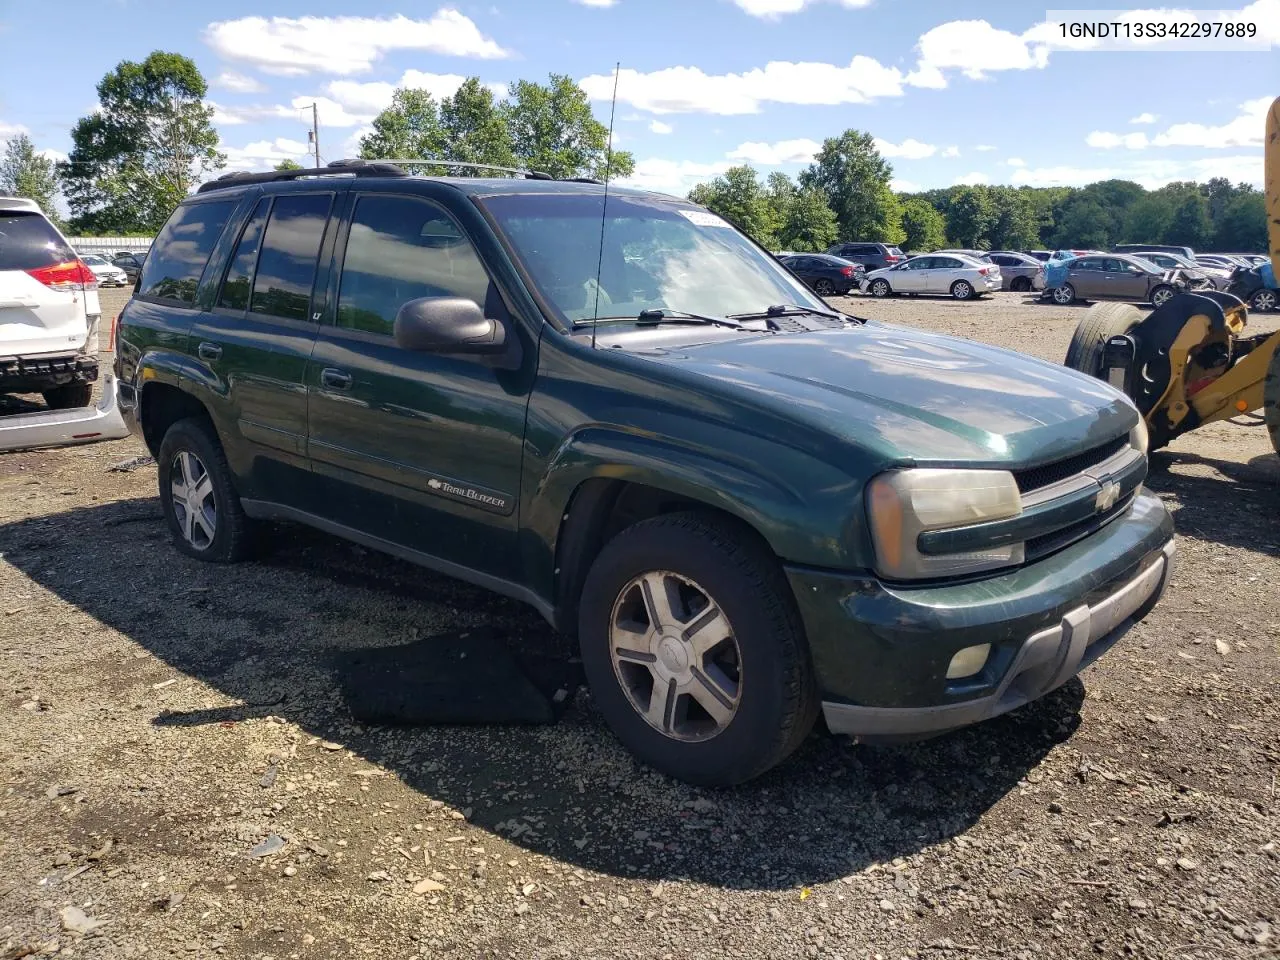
[1052,283,1077,305]
[1252,288,1278,312]
[951,280,975,301]
[578,513,818,786]
[157,418,255,563]
[869,278,891,297]
[813,278,834,296]
[1149,284,1176,308]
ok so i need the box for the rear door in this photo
[0,206,92,358]
[1069,257,1104,297]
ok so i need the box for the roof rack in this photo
[369,158,554,180]
[196,159,408,194]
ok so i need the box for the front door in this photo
[893,258,928,292]
[305,189,536,580]
[1105,257,1150,300]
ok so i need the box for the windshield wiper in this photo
[728,303,845,321]
[575,309,747,330]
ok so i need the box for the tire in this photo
[1010,276,1031,293]
[951,280,975,301]
[1149,284,1176,308]
[157,417,255,563]
[1064,301,1144,377]
[1052,283,1077,305]
[869,278,891,298]
[813,278,834,296]
[578,512,819,786]
[1264,342,1280,457]
[1251,288,1278,312]
[42,380,93,410]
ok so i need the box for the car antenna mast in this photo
[591,62,621,351]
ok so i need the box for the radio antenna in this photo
[590,62,621,350]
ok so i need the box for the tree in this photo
[1213,191,1267,251]
[274,159,303,171]
[60,51,223,234]
[504,74,633,180]
[0,134,60,218]
[779,187,838,252]
[986,187,1039,250]
[1121,195,1173,244]
[687,165,779,247]
[946,187,995,248]
[359,88,446,166]
[1166,191,1212,248]
[1052,198,1113,249]
[439,78,515,173]
[765,171,797,228]
[800,131,898,241]
[899,197,946,251]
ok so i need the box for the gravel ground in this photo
[1,289,1278,960]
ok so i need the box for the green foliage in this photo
[800,131,900,242]
[986,187,1039,250]
[1052,199,1113,250]
[504,74,633,180]
[945,187,995,248]
[780,187,838,251]
[1121,195,1173,244]
[1166,190,1212,248]
[60,51,224,234]
[274,159,303,171]
[687,165,780,247]
[359,88,446,164]
[1213,191,1267,251]
[0,134,60,221]
[440,78,515,172]
[899,198,946,251]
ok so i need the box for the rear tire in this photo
[814,278,835,296]
[1010,276,1031,293]
[951,280,975,301]
[1251,288,1278,312]
[157,417,255,563]
[578,512,819,786]
[42,380,93,410]
[1064,301,1144,378]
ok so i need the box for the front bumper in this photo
[787,491,1174,738]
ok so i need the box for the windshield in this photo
[478,193,830,324]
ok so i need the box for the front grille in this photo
[1025,494,1133,561]
[1013,436,1128,494]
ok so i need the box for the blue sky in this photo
[0,0,1276,196]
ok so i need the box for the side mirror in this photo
[394,297,508,356]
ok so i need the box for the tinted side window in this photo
[934,257,962,268]
[990,255,1014,266]
[217,198,271,311]
[139,201,236,304]
[337,195,491,337]
[251,193,332,322]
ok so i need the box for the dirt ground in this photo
[1,288,1277,960]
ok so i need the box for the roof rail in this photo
[195,159,408,194]
[361,158,554,180]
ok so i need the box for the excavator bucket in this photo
[1269,96,1279,280]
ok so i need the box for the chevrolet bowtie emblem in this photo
[1095,480,1121,512]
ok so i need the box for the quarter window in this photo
[337,195,491,337]
[139,200,236,304]
[217,198,270,311]
[250,193,332,322]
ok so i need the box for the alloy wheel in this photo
[814,279,834,295]
[871,279,890,297]
[1151,286,1174,307]
[953,281,972,300]
[1253,289,1277,312]
[170,450,217,550]
[608,570,742,742]
[1053,285,1074,305]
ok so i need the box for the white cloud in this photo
[220,137,312,172]
[874,137,936,160]
[911,19,1049,84]
[215,71,266,94]
[953,171,990,185]
[572,0,617,5]
[890,177,920,193]
[1011,155,1264,188]
[648,120,673,135]
[1087,96,1271,151]
[581,57,906,115]
[727,138,820,164]
[619,158,731,196]
[0,120,29,140]
[1006,157,1025,167]
[203,11,511,76]
[38,148,68,163]
[941,145,960,158]
[974,144,996,152]
[731,0,872,17]
[1130,112,1158,125]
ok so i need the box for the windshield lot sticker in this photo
[678,209,732,228]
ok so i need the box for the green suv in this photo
[116,161,1175,786]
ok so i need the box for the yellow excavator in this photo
[1064,96,1280,453]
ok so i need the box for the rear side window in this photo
[337,195,491,337]
[0,212,76,270]
[934,257,962,268]
[251,193,332,322]
[140,200,236,304]
[218,198,270,311]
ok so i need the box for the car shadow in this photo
[1143,447,1280,555]
[0,498,1081,889]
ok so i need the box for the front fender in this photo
[519,424,868,608]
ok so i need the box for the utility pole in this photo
[306,103,320,167]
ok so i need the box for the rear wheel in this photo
[157,418,255,563]
[42,380,93,410]
[1149,284,1176,308]
[1252,288,1278,312]
[578,512,819,786]
[813,278,835,296]
[869,278,891,297]
[1052,284,1077,305]
[951,280,975,301]
[1010,276,1031,293]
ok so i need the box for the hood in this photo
[637,324,1136,468]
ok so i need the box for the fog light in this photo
[946,643,992,680]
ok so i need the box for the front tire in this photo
[42,380,93,410]
[1149,284,1176,308]
[951,280,975,300]
[869,278,891,298]
[1251,288,1278,312]
[578,512,819,786]
[157,418,255,563]
[1052,283,1077,305]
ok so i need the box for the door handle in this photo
[198,342,222,361]
[321,368,353,390]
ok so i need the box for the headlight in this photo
[867,469,1024,580]
[1130,416,1149,455]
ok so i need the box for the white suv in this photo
[1,196,102,409]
